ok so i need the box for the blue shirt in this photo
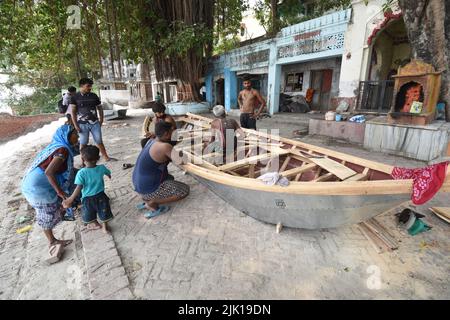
[75,165,111,199]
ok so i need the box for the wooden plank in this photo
[313,173,334,182]
[183,152,218,171]
[240,127,395,174]
[313,168,322,180]
[365,219,398,245]
[344,173,368,181]
[358,223,386,254]
[182,162,418,195]
[185,112,213,123]
[362,220,398,250]
[291,155,312,165]
[289,150,315,163]
[203,152,221,160]
[279,156,292,173]
[179,143,205,155]
[179,117,210,128]
[218,149,290,172]
[245,168,262,178]
[279,146,296,173]
[308,157,357,180]
[429,207,450,223]
[248,164,256,178]
[280,163,317,178]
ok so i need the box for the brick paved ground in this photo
[0,112,448,300]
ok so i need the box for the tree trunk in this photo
[74,40,82,80]
[91,1,104,79]
[398,0,450,116]
[104,0,116,80]
[111,0,123,80]
[271,0,278,35]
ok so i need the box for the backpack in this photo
[57,98,67,114]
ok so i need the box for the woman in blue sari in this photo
[22,125,79,248]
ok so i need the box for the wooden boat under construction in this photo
[170,113,450,229]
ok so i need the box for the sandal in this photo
[46,243,64,264]
[51,239,73,247]
[123,163,134,170]
[86,223,102,231]
[106,157,118,162]
[144,206,170,219]
[136,202,147,210]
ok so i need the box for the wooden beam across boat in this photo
[182,151,218,171]
[313,173,335,182]
[218,149,290,171]
[280,163,317,178]
[238,126,395,174]
[308,157,357,180]
[344,173,368,181]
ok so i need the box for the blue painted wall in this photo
[208,9,352,114]
[224,68,238,111]
[205,73,213,105]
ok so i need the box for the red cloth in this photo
[391,162,449,205]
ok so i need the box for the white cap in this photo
[213,105,225,117]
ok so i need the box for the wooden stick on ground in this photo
[357,223,386,254]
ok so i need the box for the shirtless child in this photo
[237,78,266,130]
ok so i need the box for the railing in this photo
[355,80,394,113]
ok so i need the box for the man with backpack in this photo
[58,86,77,125]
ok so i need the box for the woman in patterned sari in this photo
[22,125,79,251]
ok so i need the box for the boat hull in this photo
[196,176,410,229]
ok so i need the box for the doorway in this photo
[310,69,333,111]
[215,78,225,106]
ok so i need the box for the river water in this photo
[0,73,34,114]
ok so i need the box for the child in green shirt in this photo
[63,145,113,233]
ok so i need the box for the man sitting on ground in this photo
[133,122,190,218]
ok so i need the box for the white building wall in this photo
[338,0,401,101]
[240,1,267,41]
[281,57,342,97]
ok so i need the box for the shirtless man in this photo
[237,79,266,130]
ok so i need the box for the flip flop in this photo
[136,202,146,210]
[106,157,118,162]
[52,239,73,247]
[123,163,134,170]
[144,206,170,219]
[46,243,64,265]
[86,224,102,231]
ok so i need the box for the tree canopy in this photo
[254,0,352,34]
